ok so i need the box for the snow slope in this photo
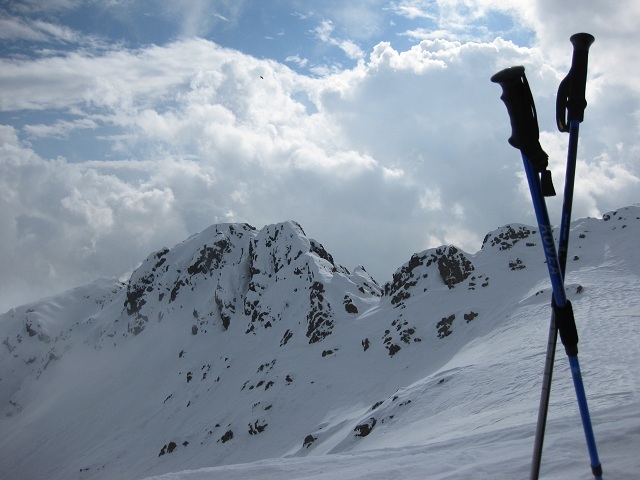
[1,207,639,480]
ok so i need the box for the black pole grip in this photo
[491,66,549,173]
[556,33,595,132]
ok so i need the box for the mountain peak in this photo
[481,224,537,251]
[2,206,639,480]
[384,245,475,307]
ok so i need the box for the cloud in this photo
[0,38,233,113]
[0,16,81,43]
[285,54,309,68]
[294,0,388,42]
[1,1,640,313]
[389,0,640,94]
[313,20,365,61]
[0,126,188,313]
[389,0,527,43]
[6,0,83,14]
[420,186,443,211]
[23,118,98,138]
[160,0,247,38]
[388,1,438,21]
[0,17,48,42]
[521,1,640,95]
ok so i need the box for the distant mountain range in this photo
[2,205,639,480]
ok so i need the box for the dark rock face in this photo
[385,253,422,305]
[436,246,474,289]
[354,417,377,437]
[303,434,316,448]
[123,248,170,335]
[343,295,358,314]
[186,238,231,276]
[508,258,526,271]
[482,225,536,251]
[436,314,455,339]
[248,420,268,435]
[309,239,336,270]
[125,248,169,316]
[306,281,333,344]
[158,441,178,456]
[240,221,370,344]
[219,430,233,443]
[464,311,478,323]
[385,245,475,307]
[123,224,255,336]
[382,316,421,356]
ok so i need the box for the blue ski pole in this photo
[491,64,603,480]
[529,33,596,480]
[524,143,603,480]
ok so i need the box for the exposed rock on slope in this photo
[1,206,639,480]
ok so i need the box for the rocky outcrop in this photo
[117,221,380,350]
[482,224,536,251]
[123,224,254,336]
[384,245,475,307]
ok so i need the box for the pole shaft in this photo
[522,155,567,307]
[522,151,602,479]
[558,121,580,270]
[530,318,558,480]
[569,355,603,479]
[530,120,580,480]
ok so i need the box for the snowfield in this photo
[1,206,639,480]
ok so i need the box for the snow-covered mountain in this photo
[1,207,639,480]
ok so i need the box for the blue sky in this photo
[1,0,639,312]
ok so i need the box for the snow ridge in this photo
[1,206,640,480]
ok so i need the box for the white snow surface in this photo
[1,208,639,480]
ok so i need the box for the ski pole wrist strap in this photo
[552,297,579,357]
[491,66,556,196]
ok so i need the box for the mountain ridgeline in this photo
[119,220,478,348]
[1,206,639,480]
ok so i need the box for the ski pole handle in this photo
[491,66,549,173]
[557,33,595,132]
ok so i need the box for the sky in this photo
[1,0,639,314]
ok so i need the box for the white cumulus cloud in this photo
[1,1,639,312]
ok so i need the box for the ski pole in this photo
[491,65,603,480]
[530,33,595,480]
[523,150,602,480]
